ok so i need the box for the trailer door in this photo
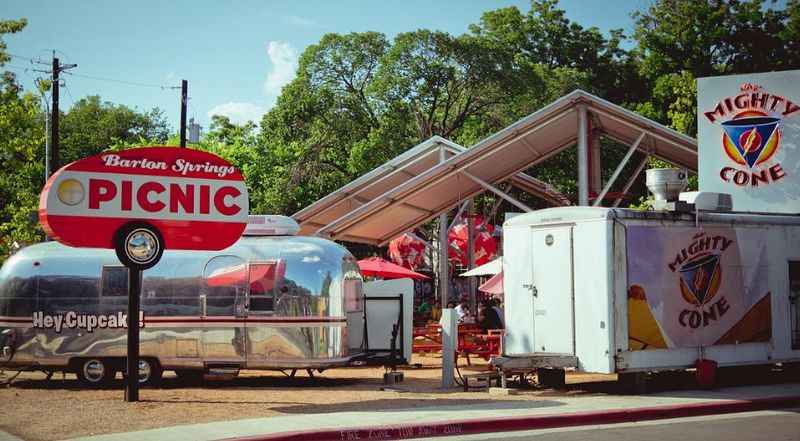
[201,256,247,365]
[531,226,574,354]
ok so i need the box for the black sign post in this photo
[114,222,165,403]
[125,268,141,402]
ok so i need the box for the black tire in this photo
[138,358,163,386]
[75,358,115,387]
[114,222,164,270]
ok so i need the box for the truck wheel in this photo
[114,222,164,270]
[76,358,115,387]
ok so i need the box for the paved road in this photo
[418,409,800,441]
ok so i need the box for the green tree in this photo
[0,18,47,260]
[59,95,169,164]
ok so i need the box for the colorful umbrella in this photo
[478,271,504,296]
[388,232,427,270]
[448,215,498,267]
[357,257,430,280]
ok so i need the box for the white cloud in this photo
[264,41,299,106]
[207,102,266,125]
[283,15,317,27]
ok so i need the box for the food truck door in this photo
[530,226,575,354]
[202,256,248,364]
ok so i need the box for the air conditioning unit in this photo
[243,215,300,236]
[679,192,733,212]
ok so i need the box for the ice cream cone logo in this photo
[679,254,722,306]
[721,116,780,168]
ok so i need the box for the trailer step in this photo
[205,364,242,377]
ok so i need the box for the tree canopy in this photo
[2,0,800,261]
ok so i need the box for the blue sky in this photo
[4,0,649,134]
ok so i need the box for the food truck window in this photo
[248,262,279,313]
[203,255,246,316]
[789,261,800,349]
[101,266,128,297]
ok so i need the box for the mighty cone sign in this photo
[39,146,249,269]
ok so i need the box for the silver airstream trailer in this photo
[0,215,364,386]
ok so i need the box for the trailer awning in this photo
[293,136,570,238]
[301,89,697,245]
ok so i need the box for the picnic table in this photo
[412,323,503,364]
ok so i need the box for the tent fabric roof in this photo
[301,89,697,246]
[293,136,569,237]
[460,257,502,277]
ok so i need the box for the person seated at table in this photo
[491,297,505,328]
[454,298,471,323]
[478,300,504,331]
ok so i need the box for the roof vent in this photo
[646,168,689,211]
[243,215,300,236]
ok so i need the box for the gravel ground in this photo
[0,356,616,441]
[3,356,794,441]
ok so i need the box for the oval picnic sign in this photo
[39,147,249,253]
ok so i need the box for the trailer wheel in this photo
[114,222,164,270]
[137,358,162,386]
[75,358,115,387]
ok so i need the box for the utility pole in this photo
[49,55,77,172]
[179,80,188,147]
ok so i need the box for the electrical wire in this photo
[63,71,180,90]
[7,53,181,91]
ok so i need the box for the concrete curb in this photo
[222,395,800,441]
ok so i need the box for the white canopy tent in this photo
[294,89,698,308]
[294,136,570,241]
[306,90,697,246]
[460,257,502,277]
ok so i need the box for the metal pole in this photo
[577,105,589,206]
[467,199,476,314]
[125,268,141,402]
[440,309,457,389]
[179,80,188,147]
[438,145,449,310]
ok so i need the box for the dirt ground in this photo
[0,355,618,441]
[3,356,795,441]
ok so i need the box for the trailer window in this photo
[248,262,280,313]
[790,261,800,350]
[101,266,128,297]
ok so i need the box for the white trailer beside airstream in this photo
[497,171,800,386]
[0,216,368,386]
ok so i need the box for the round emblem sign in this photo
[39,146,249,270]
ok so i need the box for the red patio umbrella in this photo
[357,257,430,280]
[448,215,498,267]
[388,232,427,270]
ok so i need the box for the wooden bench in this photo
[462,371,501,391]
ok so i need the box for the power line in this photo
[64,70,180,90]
[7,53,46,64]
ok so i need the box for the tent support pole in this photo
[461,171,533,213]
[467,199,476,314]
[438,145,450,310]
[613,154,650,207]
[577,104,589,206]
[593,131,646,207]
